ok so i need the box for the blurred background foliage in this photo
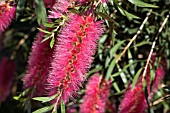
[0,0,170,113]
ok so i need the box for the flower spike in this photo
[0,1,16,34]
[47,14,104,104]
[80,75,111,113]
[23,32,54,96]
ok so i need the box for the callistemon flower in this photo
[152,55,167,92]
[48,0,70,18]
[0,57,15,102]
[119,54,156,113]
[48,0,96,19]
[0,2,16,34]
[119,83,148,113]
[80,75,111,113]
[47,14,103,104]
[23,32,54,96]
[44,0,55,8]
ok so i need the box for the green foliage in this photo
[128,0,158,8]
[33,93,59,103]
[32,105,54,113]
[35,0,47,25]
[0,0,170,113]
[131,67,143,90]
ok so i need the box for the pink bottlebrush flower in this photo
[47,14,103,104]
[23,32,54,96]
[0,2,16,34]
[119,54,157,113]
[118,54,168,113]
[80,75,111,113]
[48,0,70,18]
[44,0,55,8]
[152,56,167,92]
[119,83,148,113]
[0,57,15,102]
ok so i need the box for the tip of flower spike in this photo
[0,57,15,102]
[119,84,148,113]
[80,75,111,113]
[48,0,69,19]
[23,31,54,96]
[152,55,167,92]
[0,2,16,34]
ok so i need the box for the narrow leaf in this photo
[98,12,115,22]
[118,7,140,20]
[109,40,126,57]
[113,0,140,20]
[35,0,47,25]
[33,93,58,103]
[37,28,51,34]
[113,82,121,92]
[131,41,152,48]
[131,67,144,90]
[32,105,54,113]
[106,55,119,81]
[50,36,55,48]
[128,0,158,8]
[86,66,102,76]
[112,63,132,77]
[60,100,65,113]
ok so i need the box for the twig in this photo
[151,94,170,106]
[52,93,62,113]
[142,11,170,82]
[116,9,152,63]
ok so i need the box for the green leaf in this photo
[86,66,102,76]
[150,69,156,83]
[112,63,132,77]
[14,88,31,100]
[32,104,54,113]
[113,0,140,20]
[105,56,111,68]
[55,19,63,23]
[128,0,158,8]
[60,100,65,113]
[131,67,144,90]
[131,41,152,48]
[35,0,47,25]
[98,12,115,22]
[106,55,119,81]
[37,28,51,34]
[109,40,126,57]
[43,22,55,28]
[50,36,55,48]
[33,93,59,103]
[105,40,126,68]
[118,7,140,20]
[113,82,121,92]
[13,96,20,100]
